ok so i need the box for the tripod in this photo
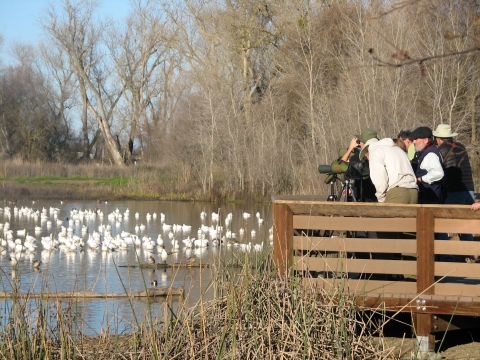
[326,174,357,203]
[324,173,356,238]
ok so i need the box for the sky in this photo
[0,0,131,66]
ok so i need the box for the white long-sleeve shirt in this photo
[418,152,444,184]
[368,138,418,203]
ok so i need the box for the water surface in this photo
[0,200,272,335]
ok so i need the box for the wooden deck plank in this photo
[430,206,480,220]
[434,283,480,296]
[293,236,417,253]
[302,279,480,315]
[435,218,480,234]
[271,198,480,220]
[293,215,416,232]
[303,278,417,294]
[293,256,417,274]
[434,262,480,278]
[272,199,419,217]
[434,240,480,255]
[360,297,480,316]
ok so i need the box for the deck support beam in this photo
[273,203,293,276]
[416,207,435,352]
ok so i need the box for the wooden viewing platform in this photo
[272,195,480,353]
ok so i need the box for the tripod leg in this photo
[349,184,357,202]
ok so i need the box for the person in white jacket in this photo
[360,138,418,204]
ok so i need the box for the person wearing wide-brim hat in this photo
[434,124,475,245]
[355,128,378,144]
[341,128,378,163]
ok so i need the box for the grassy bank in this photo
[3,156,479,203]
[0,249,404,360]
[0,160,273,202]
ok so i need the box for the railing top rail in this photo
[272,196,480,219]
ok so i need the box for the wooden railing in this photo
[272,195,480,352]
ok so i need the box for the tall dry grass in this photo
[0,157,133,178]
[0,247,404,360]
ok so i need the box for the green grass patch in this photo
[0,176,134,186]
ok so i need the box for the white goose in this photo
[161,248,168,264]
[14,239,25,252]
[16,229,26,236]
[182,236,193,249]
[171,239,180,251]
[194,237,209,248]
[156,234,164,247]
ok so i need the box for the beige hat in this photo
[433,124,458,138]
[359,138,378,160]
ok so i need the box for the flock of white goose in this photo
[0,205,273,268]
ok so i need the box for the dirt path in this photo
[383,329,480,359]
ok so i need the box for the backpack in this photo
[344,148,370,180]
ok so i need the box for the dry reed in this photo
[0,249,401,360]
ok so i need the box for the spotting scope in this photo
[318,148,353,184]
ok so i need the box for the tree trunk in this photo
[79,78,90,160]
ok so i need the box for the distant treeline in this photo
[1,0,480,199]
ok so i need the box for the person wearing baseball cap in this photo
[410,126,444,204]
[411,126,452,261]
[434,124,475,246]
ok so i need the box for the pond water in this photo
[0,199,272,335]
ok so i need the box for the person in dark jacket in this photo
[410,126,444,204]
[340,128,377,202]
[434,124,475,242]
[411,126,452,262]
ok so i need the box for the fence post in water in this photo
[273,203,293,276]
[415,206,435,353]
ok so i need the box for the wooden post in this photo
[415,207,435,352]
[273,203,293,276]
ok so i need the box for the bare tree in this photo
[41,0,125,165]
[106,0,177,163]
[366,0,480,143]
[37,42,78,157]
